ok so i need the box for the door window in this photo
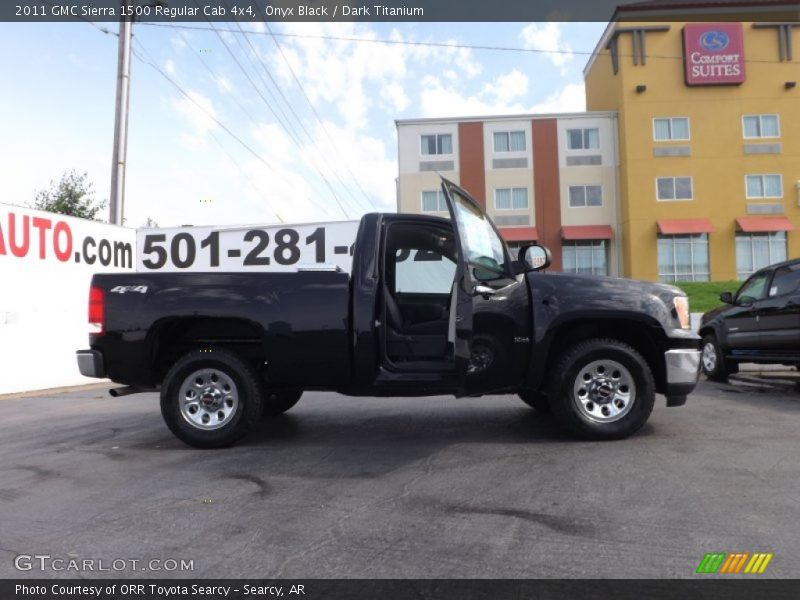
[736,271,770,304]
[446,187,509,282]
[395,249,457,294]
[768,264,800,297]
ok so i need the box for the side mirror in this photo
[719,291,734,304]
[518,244,552,272]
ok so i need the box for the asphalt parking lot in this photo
[1,376,798,579]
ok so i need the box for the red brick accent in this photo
[458,122,486,209]
[531,119,562,270]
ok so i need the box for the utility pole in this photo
[109,0,132,226]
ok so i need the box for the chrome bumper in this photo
[76,350,105,378]
[665,348,701,385]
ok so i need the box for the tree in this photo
[143,217,160,228]
[32,170,107,221]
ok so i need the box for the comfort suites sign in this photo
[683,23,746,86]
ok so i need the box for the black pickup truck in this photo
[77,179,701,448]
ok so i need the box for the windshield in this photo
[448,188,508,276]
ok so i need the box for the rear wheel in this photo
[701,334,730,381]
[160,349,263,449]
[548,338,655,440]
[518,390,551,413]
[262,390,303,417]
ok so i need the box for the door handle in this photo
[473,285,496,299]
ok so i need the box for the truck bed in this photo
[91,270,352,388]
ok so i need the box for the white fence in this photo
[0,203,136,395]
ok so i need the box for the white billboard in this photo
[136,220,361,273]
[0,203,136,395]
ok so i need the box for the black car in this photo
[699,258,800,380]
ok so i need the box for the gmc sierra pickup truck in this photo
[77,179,701,448]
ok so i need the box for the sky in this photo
[0,21,607,227]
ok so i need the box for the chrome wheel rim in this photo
[572,359,635,423]
[178,369,239,431]
[702,342,717,373]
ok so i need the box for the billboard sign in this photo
[136,220,361,273]
[683,23,745,86]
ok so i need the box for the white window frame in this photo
[492,130,527,154]
[494,187,529,211]
[735,232,788,280]
[742,114,781,139]
[745,174,783,199]
[656,176,694,201]
[419,133,454,157]
[562,240,609,275]
[652,117,691,141]
[567,184,603,208]
[657,233,710,283]
[566,128,600,151]
[420,190,448,213]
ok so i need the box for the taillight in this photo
[89,286,105,336]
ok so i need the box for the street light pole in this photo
[109,0,132,226]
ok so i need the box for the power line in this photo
[138,22,791,66]
[135,36,288,223]
[261,19,378,213]
[197,15,352,218]
[130,41,300,221]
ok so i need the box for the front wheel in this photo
[701,334,730,381]
[160,349,264,449]
[548,338,655,440]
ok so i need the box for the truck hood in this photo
[525,271,689,333]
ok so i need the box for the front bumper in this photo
[664,348,701,405]
[76,350,105,378]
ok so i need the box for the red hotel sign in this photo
[683,23,746,86]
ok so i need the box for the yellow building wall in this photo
[586,21,800,281]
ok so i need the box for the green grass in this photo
[673,281,740,314]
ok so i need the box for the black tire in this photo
[547,338,655,440]
[262,390,303,418]
[160,349,263,449]
[701,333,730,381]
[518,390,551,413]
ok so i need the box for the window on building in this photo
[495,187,529,210]
[493,130,526,153]
[745,174,783,199]
[657,234,709,282]
[568,185,603,207]
[656,177,693,201]
[742,115,780,139]
[421,190,448,212]
[567,128,600,150]
[735,232,787,280]
[420,133,453,155]
[653,117,690,141]
[562,240,608,275]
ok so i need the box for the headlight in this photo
[673,296,690,329]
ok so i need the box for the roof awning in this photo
[561,225,614,240]
[736,216,795,233]
[657,218,715,235]
[499,227,538,242]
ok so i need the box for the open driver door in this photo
[440,177,528,397]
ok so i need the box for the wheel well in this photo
[149,317,266,383]
[542,319,668,394]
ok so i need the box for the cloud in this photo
[530,82,586,113]
[519,22,574,71]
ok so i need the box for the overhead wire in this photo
[222,7,378,215]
